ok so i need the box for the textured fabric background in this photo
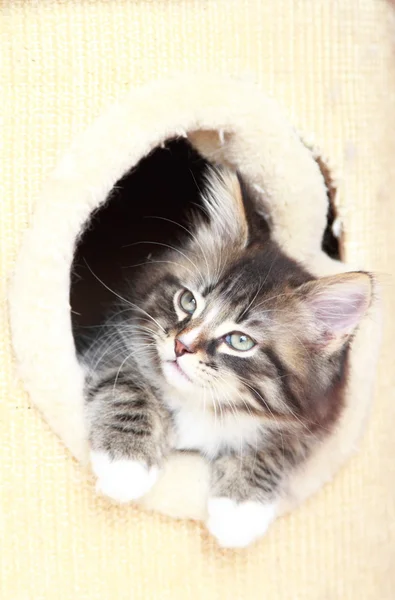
[1,1,395,598]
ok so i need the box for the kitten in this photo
[82,167,372,548]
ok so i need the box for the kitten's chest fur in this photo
[163,388,262,458]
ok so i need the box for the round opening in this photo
[9,81,377,527]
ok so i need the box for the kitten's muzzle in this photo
[174,338,194,358]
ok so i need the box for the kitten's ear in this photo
[296,272,372,351]
[201,167,249,247]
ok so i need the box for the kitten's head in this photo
[133,167,372,429]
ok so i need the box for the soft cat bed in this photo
[9,76,381,522]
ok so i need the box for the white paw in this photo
[90,451,159,503]
[206,497,277,548]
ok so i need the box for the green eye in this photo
[178,289,197,315]
[225,332,256,352]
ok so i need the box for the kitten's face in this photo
[131,167,371,427]
[135,249,370,427]
[157,281,268,398]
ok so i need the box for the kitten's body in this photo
[82,168,371,547]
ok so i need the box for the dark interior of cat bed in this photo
[70,138,340,350]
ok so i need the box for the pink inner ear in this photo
[309,280,370,336]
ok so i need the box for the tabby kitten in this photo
[83,167,371,548]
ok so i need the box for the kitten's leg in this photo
[207,437,305,548]
[86,370,171,503]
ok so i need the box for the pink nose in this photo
[175,338,193,358]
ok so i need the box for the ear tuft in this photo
[201,167,249,246]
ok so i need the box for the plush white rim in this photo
[9,76,381,521]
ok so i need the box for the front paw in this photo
[90,451,159,503]
[206,497,277,548]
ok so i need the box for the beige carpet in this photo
[2,1,395,598]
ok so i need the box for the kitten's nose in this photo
[174,338,193,358]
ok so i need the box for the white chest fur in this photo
[164,390,262,459]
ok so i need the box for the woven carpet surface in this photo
[1,1,395,598]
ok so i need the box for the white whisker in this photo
[112,343,156,396]
[122,259,194,277]
[121,240,205,287]
[83,259,166,333]
[144,215,211,282]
